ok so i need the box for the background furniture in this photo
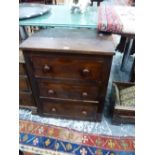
[19,51,37,111]
[19,5,98,28]
[91,0,103,6]
[20,0,57,4]
[20,28,115,121]
[111,81,135,124]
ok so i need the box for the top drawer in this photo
[29,54,111,82]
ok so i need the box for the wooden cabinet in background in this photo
[111,82,135,124]
[19,62,37,111]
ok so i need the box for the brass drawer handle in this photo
[48,89,55,95]
[82,92,88,97]
[82,68,90,76]
[43,64,51,73]
[51,107,56,112]
[82,110,87,115]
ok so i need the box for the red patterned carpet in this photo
[20,120,135,155]
[98,4,123,33]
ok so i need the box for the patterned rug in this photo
[98,4,123,33]
[19,120,135,155]
[98,3,135,34]
[97,0,130,34]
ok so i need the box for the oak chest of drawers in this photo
[20,28,115,121]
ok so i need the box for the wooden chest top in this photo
[19,28,115,55]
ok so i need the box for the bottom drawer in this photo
[40,100,98,120]
[19,92,35,107]
[114,108,135,116]
[112,114,135,124]
[112,108,135,124]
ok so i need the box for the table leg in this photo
[130,57,135,82]
[19,26,29,41]
[120,38,134,71]
[19,150,24,155]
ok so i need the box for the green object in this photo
[19,5,98,28]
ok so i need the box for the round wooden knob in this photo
[82,68,90,76]
[82,110,87,115]
[51,107,56,112]
[48,89,55,95]
[43,64,51,72]
[82,92,88,97]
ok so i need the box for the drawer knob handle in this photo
[48,89,55,95]
[82,92,88,97]
[82,110,87,115]
[82,68,90,76]
[43,64,51,72]
[51,107,56,112]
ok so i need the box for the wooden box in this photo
[111,82,135,124]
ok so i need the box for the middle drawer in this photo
[37,80,100,102]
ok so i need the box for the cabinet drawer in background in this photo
[19,77,31,92]
[19,92,35,107]
[19,63,26,75]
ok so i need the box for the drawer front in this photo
[38,80,100,101]
[41,100,98,119]
[19,93,35,107]
[30,55,110,82]
[19,63,26,75]
[19,77,31,92]
[114,109,135,116]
